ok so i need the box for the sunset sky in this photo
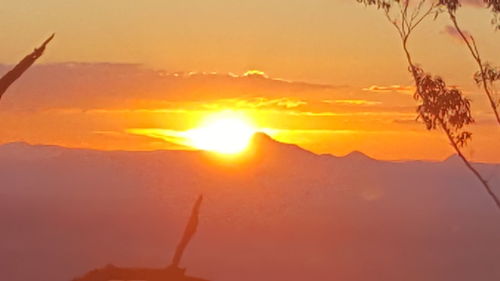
[0,0,499,162]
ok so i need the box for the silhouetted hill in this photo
[1,137,500,281]
[244,133,320,168]
[344,150,375,161]
[250,132,314,155]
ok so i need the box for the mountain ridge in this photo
[1,133,496,165]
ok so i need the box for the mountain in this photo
[1,135,500,281]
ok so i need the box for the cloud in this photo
[322,99,382,106]
[281,110,415,117]
[125,127,360,150]
[393,118,419,124]
[0,63,346,111]
[441,25,472,44]
[126,128,189,146]
[362,85,414,94]
[202,97,307,110]
[4,63,409,118]
[242,70,269,78]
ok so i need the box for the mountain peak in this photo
[251,132,275,145]
[247,132,316,158]
[344,150,374,161]
[444,153,462,164]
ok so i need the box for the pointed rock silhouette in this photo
[0,34,54,100]
[72,195,210,281]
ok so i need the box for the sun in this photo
[184,112,257,155]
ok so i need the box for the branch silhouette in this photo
[440,0,500,126]
[0,33,54,100]
[355,0,500,212]
[484,0,500,29]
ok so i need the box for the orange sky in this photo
[0,1,499,162]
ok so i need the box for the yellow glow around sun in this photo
[184,112,257,154]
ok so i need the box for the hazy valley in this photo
[1,134,499,281]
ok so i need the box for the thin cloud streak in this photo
[362,85,414,93]
[322,99,382,105]
[441,25,473,44]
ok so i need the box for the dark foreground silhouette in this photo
[72,195,209,281]
[0,34,54,100]
[71,265,209,281]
